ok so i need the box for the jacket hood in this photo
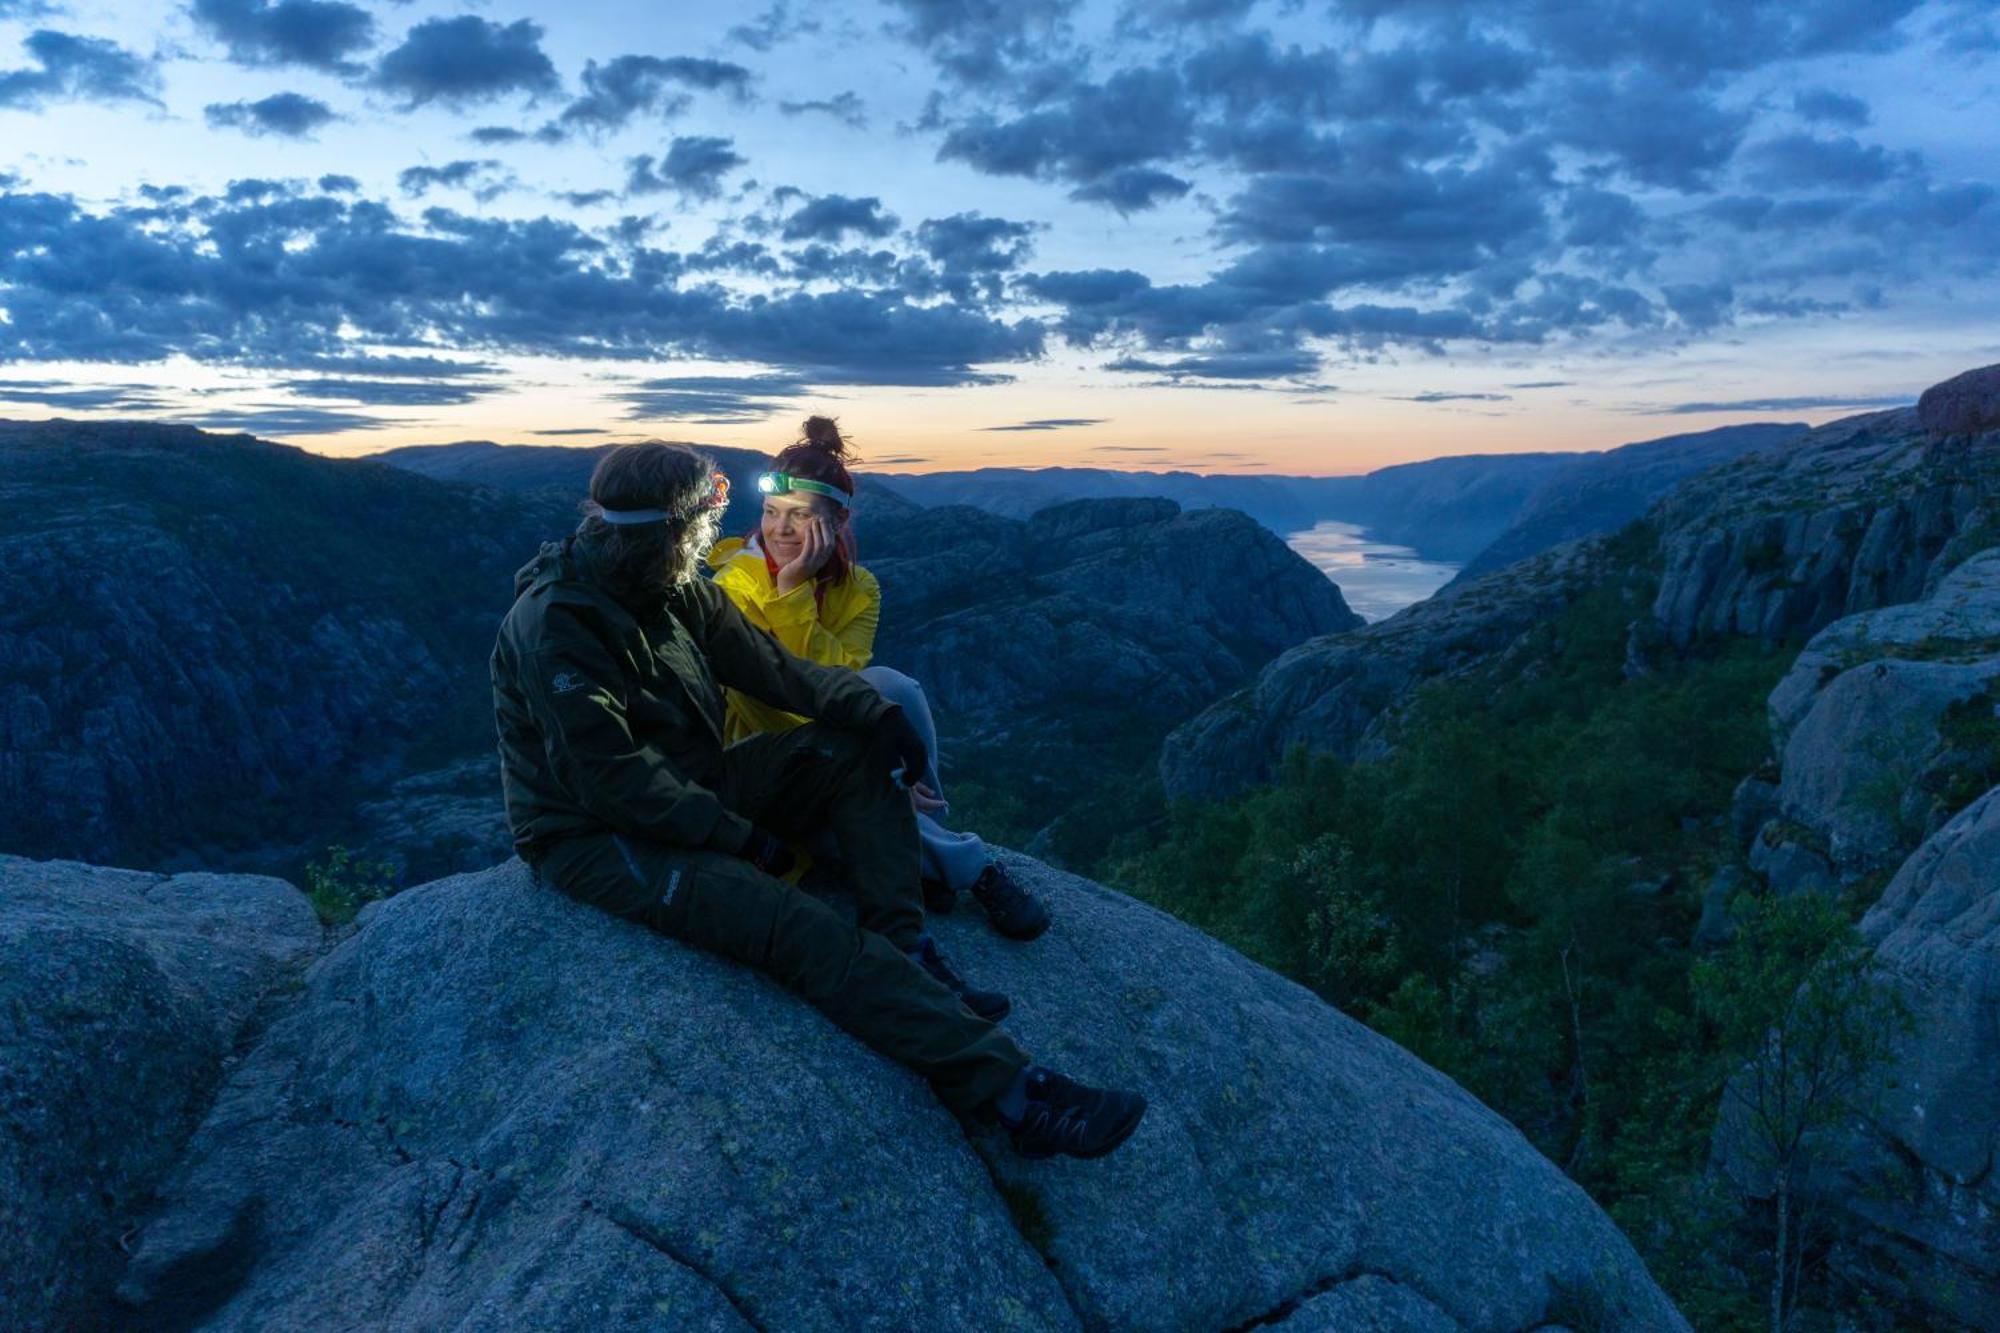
[513,540,571,597]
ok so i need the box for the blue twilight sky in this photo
[0,0,1996,472]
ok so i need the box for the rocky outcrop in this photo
[1454,422,1803,582]
[0,420,577,870]
[1648,400,1998,650]
[0,855,320,1332]
[1717,791,2000,1331]
[871,498,1361,734]
[116,854,1682,1331]
[1919,363,2000,439]
[1747,550,2000,894]
[1161,539,1607,799]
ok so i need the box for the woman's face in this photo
[760,491,837,563]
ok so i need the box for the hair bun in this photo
[800,414,846,456]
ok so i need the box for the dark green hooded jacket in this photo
[490,534,894,861]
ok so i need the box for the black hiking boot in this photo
[1005,1068,1147,1160]
[912,936,1010,1022]
[970,862,1049,941]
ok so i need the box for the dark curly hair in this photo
[577,441,724,606]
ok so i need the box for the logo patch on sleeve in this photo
[549,670,586,696]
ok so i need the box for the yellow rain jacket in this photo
[706,535,881,744]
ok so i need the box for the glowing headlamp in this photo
[756,472,851,508]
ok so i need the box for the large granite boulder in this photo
[1750,550,2000,890]
[117,855,1683,1331]
[0,855,320,1331]
[1918,362,2000,440]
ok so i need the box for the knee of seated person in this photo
[859,664,922,708]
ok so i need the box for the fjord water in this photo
[1286,520,1460,622]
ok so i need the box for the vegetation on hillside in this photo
[949,525,1914,1328]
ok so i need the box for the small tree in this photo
[304,844,398,924]
[1694,892,1906,1332]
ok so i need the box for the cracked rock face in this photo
[1753,550,2000,888]
[0,855,320,1332]
[116,855,1682,1331]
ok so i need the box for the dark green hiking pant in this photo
[533,723,1029,1114]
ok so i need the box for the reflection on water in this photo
[1285,520,1460,623]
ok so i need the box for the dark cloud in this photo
[0,190,1041,389]
[469,126,528,146]
[626,136,745,200]
[728,2,822,53]
[279,352,500,378]
[870,456,931,465]
[397,159,514,202]
[916,214,1034,268]
[1508,379,1573,388]
[1069,167,1191,214]
[1108,349,1322,380]
[547,55,753,139]
[779,91,867,128]
[275,376,501,406]
[529,427,607,436]
[882,0,1080,84]
[980,417,1105,431]
[781,194,899,243]
[556,189,618,208]
[190,0,374,74]
[611,373,810,424]
[1545,71,1749,190]
[0,379,170,410]
[937,67,1194,197]
[1793,88,1870,127]
[175,405,400,435]
[1655,393,1912,414]
[205,91,337,138]
[0,30,158,110]
[1387,391,1513,403]
[1742,133,1909,190]
[374,17,559,108]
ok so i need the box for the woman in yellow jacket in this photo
[707,416,1049,940]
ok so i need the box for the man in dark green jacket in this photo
[491,441,1145,1160]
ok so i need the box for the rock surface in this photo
[0,855,320,1332]
[1751,550,2000,889]
[1917,361,2000,439]
[1717,791,2000,1331]
[1647,404,1997,650]
[117,855,1683,1331]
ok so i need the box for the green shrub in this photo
[304,844,398,924]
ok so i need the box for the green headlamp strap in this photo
[756,472,851,509]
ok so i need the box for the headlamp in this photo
[756,472,851,509]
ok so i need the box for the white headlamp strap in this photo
[597,507,671,525]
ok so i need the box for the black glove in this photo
[877,706,929,789]
[742,827,797,878]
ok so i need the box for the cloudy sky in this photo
[1,0,1995,473]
